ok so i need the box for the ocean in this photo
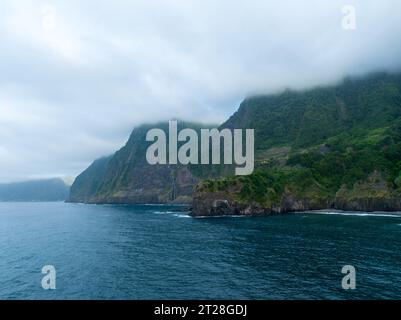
[1,202,401,299]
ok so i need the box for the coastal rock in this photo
[70,72,401,212]
[191,189,331,217]
[334,171,401,211]
[191,173,401,217]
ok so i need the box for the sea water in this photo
[1,202,401,299]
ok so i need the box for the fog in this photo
[0,0,400,182]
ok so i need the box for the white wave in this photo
[173,214,191,218]
[153,211,176,214]
[307,211,401,218]
[144,203,190,207]
[194,214,247,219]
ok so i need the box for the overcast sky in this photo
[0,0,401,183]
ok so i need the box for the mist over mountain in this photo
[68,122,219,204]
[194,72,401,215]
[0,178,69,202]
[70,72,401,215]
[1,1,401,183]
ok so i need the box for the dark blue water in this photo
[1,202,401,299]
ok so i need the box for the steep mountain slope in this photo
[224,72,401,150]
[193,72,401,215]
[68,122,217,204]
[0,178,69,202]
[68,156,112,203]
[69,72,401,213]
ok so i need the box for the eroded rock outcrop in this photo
[191,172,401,217]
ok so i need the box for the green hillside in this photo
[68,122,218,204]
[194,72,401,215]
[69,72,401,213]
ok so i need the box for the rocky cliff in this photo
[192,72,401,216]
[192,171,401,216]
[68,122,215,204]
[70,72,401,214]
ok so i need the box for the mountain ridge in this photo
[0,178,69,202]
[68,121,219,204]
[68,71,401,215]
[193,72,401,215]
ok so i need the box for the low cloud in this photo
[0,0,400,182]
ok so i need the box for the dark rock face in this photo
[334,196,401,212]
[191,191,332,217]
[333,171,401,212]
[68,156,112,203]
[68,123,202,204]
[191,172,401,217]
[191,191,401,217]
[191,73,401,217]
[88,165,198,204]
[70,72,401,211]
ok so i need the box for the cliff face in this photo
[88,164,198,204]
[68,156,112,203]
[192,191,401,217]
[192,72,401,216]
[192,172,401,216]
[70,72,401,213]
[333,171,401,212]
[192,192,331,216]
[68,122,211,204]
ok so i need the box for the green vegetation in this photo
[200,72,401,207]
[69,121,220,203]
[70,71,401,210]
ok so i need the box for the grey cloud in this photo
[0,0,400,182]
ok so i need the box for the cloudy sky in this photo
[0,0,401,183]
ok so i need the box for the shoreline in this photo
[64,201,401,217]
